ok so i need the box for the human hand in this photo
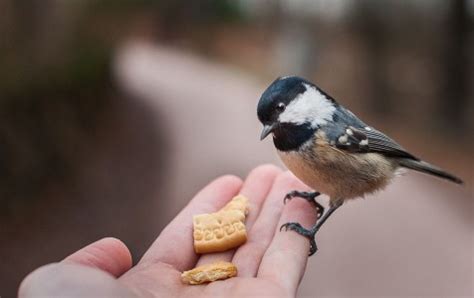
[19,165,318,297]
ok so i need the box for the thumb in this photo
[62,237,132,277]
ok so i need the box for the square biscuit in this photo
[193,195,249,254]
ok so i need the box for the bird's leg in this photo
[284,190,324,218]
[280,201,342,256]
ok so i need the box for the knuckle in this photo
[216,174,243,185]
[249,164,282,178]
[275,171,306,190]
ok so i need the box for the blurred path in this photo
[117,42,472,297]
[3,42,470,297]
[116,42,278,218]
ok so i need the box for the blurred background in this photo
[1,0,472,296]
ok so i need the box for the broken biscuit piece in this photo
[193,195,249,254]
[181,261,237,285]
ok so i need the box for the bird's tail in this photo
[398,158,463,184]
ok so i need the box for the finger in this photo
[196,164,282,266]
[19,263,135,297]
[140,175,243,271]
[257,182,318,295]
[62,237,132,278]
[233,171,311,277]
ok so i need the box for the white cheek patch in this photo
[278,83,336,128]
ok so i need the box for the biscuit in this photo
[220,195,249,215]
[181,261,237,285]
[193,210,247,253]
[193,195,249,254]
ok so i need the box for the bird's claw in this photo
[316,206,324,219]
[279,222,312,236]
[308,239,318,256]
[283,191,320,204]
[283,191,324,219]
[283,193,293,205]
[280,222,318,256]
[280,222,294,232]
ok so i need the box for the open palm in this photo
[20,165,317,297]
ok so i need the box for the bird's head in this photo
[257,76,337,151]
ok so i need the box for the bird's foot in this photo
[283,191,324,218]
[280,222,318,256]
[280,201,342,256]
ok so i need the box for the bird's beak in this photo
[260,123,276,140]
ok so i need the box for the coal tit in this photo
[257,76,463,256]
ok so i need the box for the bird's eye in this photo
[276,103,286,112]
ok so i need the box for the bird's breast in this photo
[278,149,333,195]
[277,141,397,201]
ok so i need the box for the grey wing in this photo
[324,107,418,160]
[338,126,418,160]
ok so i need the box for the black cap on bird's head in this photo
[257,76,337,150]
[257,76,308,122]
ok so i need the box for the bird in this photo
[257,76,463,256]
